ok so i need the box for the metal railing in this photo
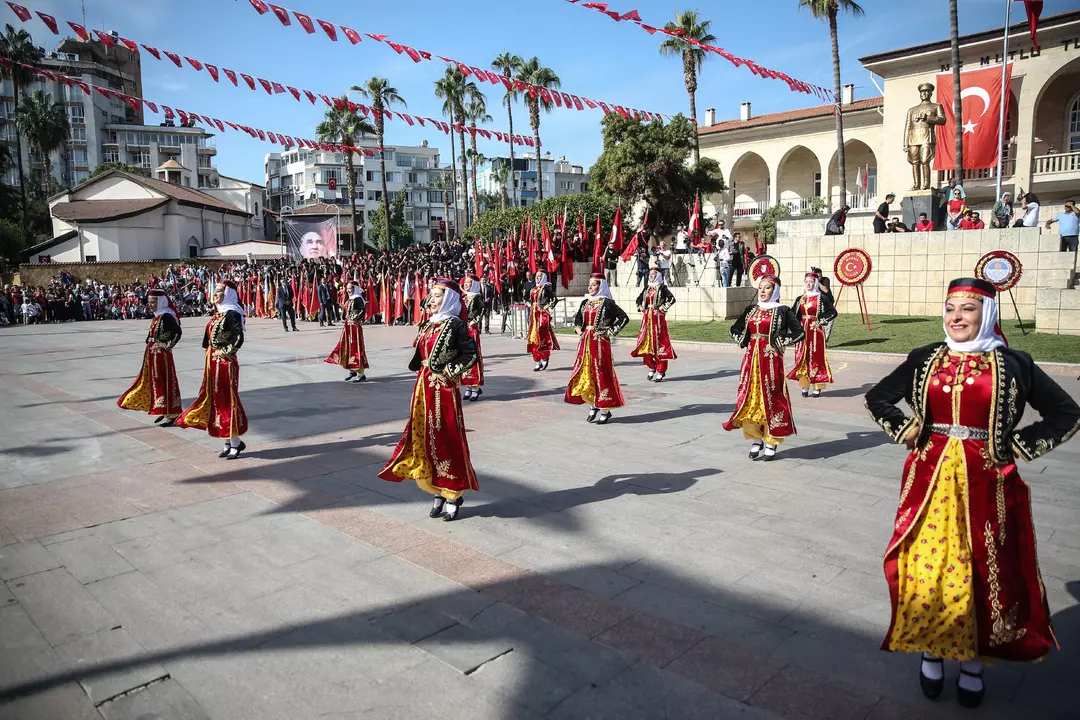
[732,200,768,218]
[1033,151,1080,177]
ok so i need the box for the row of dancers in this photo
[115,269,1080,709]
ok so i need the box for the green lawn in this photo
[557,314,1080,363]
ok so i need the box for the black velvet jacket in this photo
[635,284,676,313]
[464,293,484,329]
[865,342,1080,463]
[203,310,244,356]
[409,316,478,380]
[729,304,805,353]
[792,292,838,334]
[573,297,630,337]
[532,284,558,310]
[149,313,182,350]
[345,295,366,322]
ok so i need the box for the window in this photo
[560,181,575,191]
[428,190,444,204]
[867,167,878,198]
[72,169,89,184]
[102,149,119,164]
[72,149,88,166]
[366,170,380,182]
[198,155,212,169]
[0,101,12,120]
[254,201,259,215]
[322,167,342,184]
[1069,95,1080,152]
[69,126,87,143]
[813,172,822,198]
[66,105,85,124]
[85,255,97,262]
[386,172,401,183]
[131,152,151,168]
[367,190,382,201]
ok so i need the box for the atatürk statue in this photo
[903,82,947,190]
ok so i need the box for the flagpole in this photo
[994,0,1013,202]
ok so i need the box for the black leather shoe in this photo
[919,656,944,700]
[587,408,600,423]
[442,497,463,521]
[159,417,176,428]
[595,411,612,425]
[154,416,165,424]
[218,444,231,459]
[956,669,984,708]
[749,442,764,460]
[226,440,246,460]
[801,389,810,398]
[429,497,446,518]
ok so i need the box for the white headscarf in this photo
[216,285,246,329]
[757,277,782,310]
[463,276,480,298]
[587,277,613,301]
[429,284,463,324]
[943,294,1006,353]
[349,284,364,301]
[535,272,550,287]
[648,268,664,287]
[803,275,821,297]
[153,293,178,321]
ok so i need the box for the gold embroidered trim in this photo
[983,520,1027,647]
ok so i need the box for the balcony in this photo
[732,200,767,219]
[1033,151,1080,181]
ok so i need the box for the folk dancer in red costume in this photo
[565,273,629,425]
[866,277,1080,709]
[460,274,486,401]
[526,271,559,371]
[631,266,677,382]
[788,271,837,397]
[379,278,479,521]
[325,280,369,383]
[175,280,249,459]
[117,289,183,426]
[723,275,804,461]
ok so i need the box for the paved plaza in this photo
[0,319,1078,720]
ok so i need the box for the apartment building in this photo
[264,140,456,248]
[475,152,588,207]
[0,32,219,190]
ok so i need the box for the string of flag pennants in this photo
[239,0,680,123]
[564,0,836,102]
[0,53,388,155]
[3,2,536,146]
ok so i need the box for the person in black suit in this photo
[317,277,334,327]
[479,275,495,333]
[276,279,298,331]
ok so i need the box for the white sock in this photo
[921,655,944,681]
[958,660,983,691]
[223,440,232,450]
[763,444,777,456]
[443,501,458,518]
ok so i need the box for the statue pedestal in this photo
[902,189,939,229]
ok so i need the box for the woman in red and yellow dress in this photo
[866,278,1080,708]
[565,273,629,425]
[723,275,804,461]
[379,278,479,521]
[460,274,486,401]
[787,271,837,398]
[325,281,369,383]
[117,289,183,426]
[631,266,677,382]
[526,270,559,371]
[175,280,249,460]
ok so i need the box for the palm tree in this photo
[351,78,405,252]
[799,0,864,209]
[491,161,511,210]
[467,148,487,216]
[658,11,716,165]
[465,95,492,222]
[491,52,522,207]
[0,24,44,222]
[430,170,453,240]
[435,68,480,227]
[315,98,376,251]
[948,0,963,178]
[516,57,560,202]
[13,90,68,193]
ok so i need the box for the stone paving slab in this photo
[1,319,1078,719]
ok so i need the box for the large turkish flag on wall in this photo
[933,64,1012,171]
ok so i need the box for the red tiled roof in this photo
[51,198,168,222]
[291,202,348,215]
[130,173,250,216]
[699,97,883,135]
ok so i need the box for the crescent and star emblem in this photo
[959,86,991,135]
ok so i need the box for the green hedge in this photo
[464,193,623,242]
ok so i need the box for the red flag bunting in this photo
[34,11,57,33]
[67,21,89,40]
[317,19,337,40]
[184,56,203,71]
[93,30,116,48]
[341,26,362,43]
[240,73,256,89]
[6,2,30,22]
[294,12,315,33]
[268,4,290,25]
[164,51,182,68]
[249,0,269,14]
[223,68,238,85]
[205,64,220,82]
[141,44,161,59]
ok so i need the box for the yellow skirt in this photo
[726,350,783,446]
[887,438,977,660]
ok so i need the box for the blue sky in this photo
[13,0,1075,181]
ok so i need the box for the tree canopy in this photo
[464,192,620,243]
[366,193,411,249]
[588,113,724,237]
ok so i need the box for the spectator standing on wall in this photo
[825,206,849,236]
[715,240,732,287]
[1045,200,1079,254]
[873,194,896,234]
[635,243,650,287]
[914,213,934,231]
[991,192,1013,228]
[731,234,748,287]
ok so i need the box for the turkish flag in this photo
[609,204,624,253]
[933,64,1012,171]
[1020,1,1042,51]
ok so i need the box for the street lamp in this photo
[279,205,293,258]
